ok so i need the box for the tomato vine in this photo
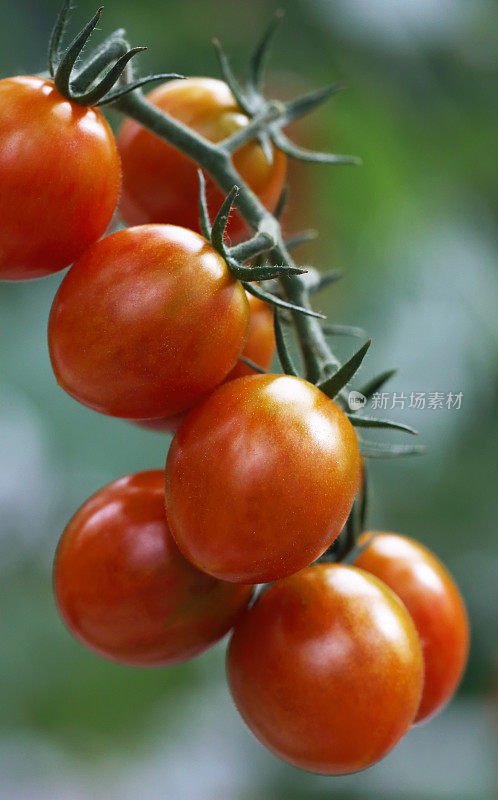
[0,0,470,777]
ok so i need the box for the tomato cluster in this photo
[1,70,469,777]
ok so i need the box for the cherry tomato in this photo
[227,563,423,774]
[165,375,360,583]
[117,78,287,240]
[134,292,275,432]
[0,76,120,281]
[355,532,469,723]
[48,224,249,419]
[54,470,253,666]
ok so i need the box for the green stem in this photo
[112,89,341,384]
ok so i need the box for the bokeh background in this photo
[1,1,497,798]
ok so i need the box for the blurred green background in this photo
[1,1,497,798]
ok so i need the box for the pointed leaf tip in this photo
[211,186,239,253]
[348,415,418,435]
[317,339,371,399]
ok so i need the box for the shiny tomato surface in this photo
[227,563,424,774]
[118,78,287,239]
[356,532,469,723]
[54,470,253,666]
[0,76,120,280]
[134,292,275,432]
[48,224,249,419]
[165,375,360,583]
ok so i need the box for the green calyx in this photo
[196,172,312,298]
[213,12,360,166]
[48,1,181,106]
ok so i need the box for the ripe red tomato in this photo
[48,224,249,419]
[0,76,120,281]
[134,292,275,432]
[117,78,287,240]
[54,470,253,666]
[355,532,469,723]
[227,563,423,774]
[165,375,360,583]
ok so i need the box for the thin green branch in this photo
[274,309,300,376]
[239,355,268,374]
[229,232,274,262]
[223,102,283,153]
[111,80,353,390]
[197,171,212,241]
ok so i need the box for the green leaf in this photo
[359,369,397,400]
[48,0,72,77]
[229,261,305,282]
[273,185,288,220]
[75,48,147,105]
[247,10,284,95]
[360,441,427,459]
[71,30,127,92]
[347,415,418,435]
[274,309,300,376]
[271,129,362,166]
[285,229,318,251]
[282,83,343,125]
[97,72,183,106]
[212,39,253,114]
[243,282,326,320]
[54,6,104,96]
[301,268,342,293]
[322,323,366,338]
[211,185,238,253]
[317,340,371,399]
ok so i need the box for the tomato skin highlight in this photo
[117,78,287,240]
[355,532,469,723]
[48,224,249,419]
[0,76,121,281]
[227,563,423,774]
[54,470,253,666]
[134,292,275,433]
[165,374,360,584]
